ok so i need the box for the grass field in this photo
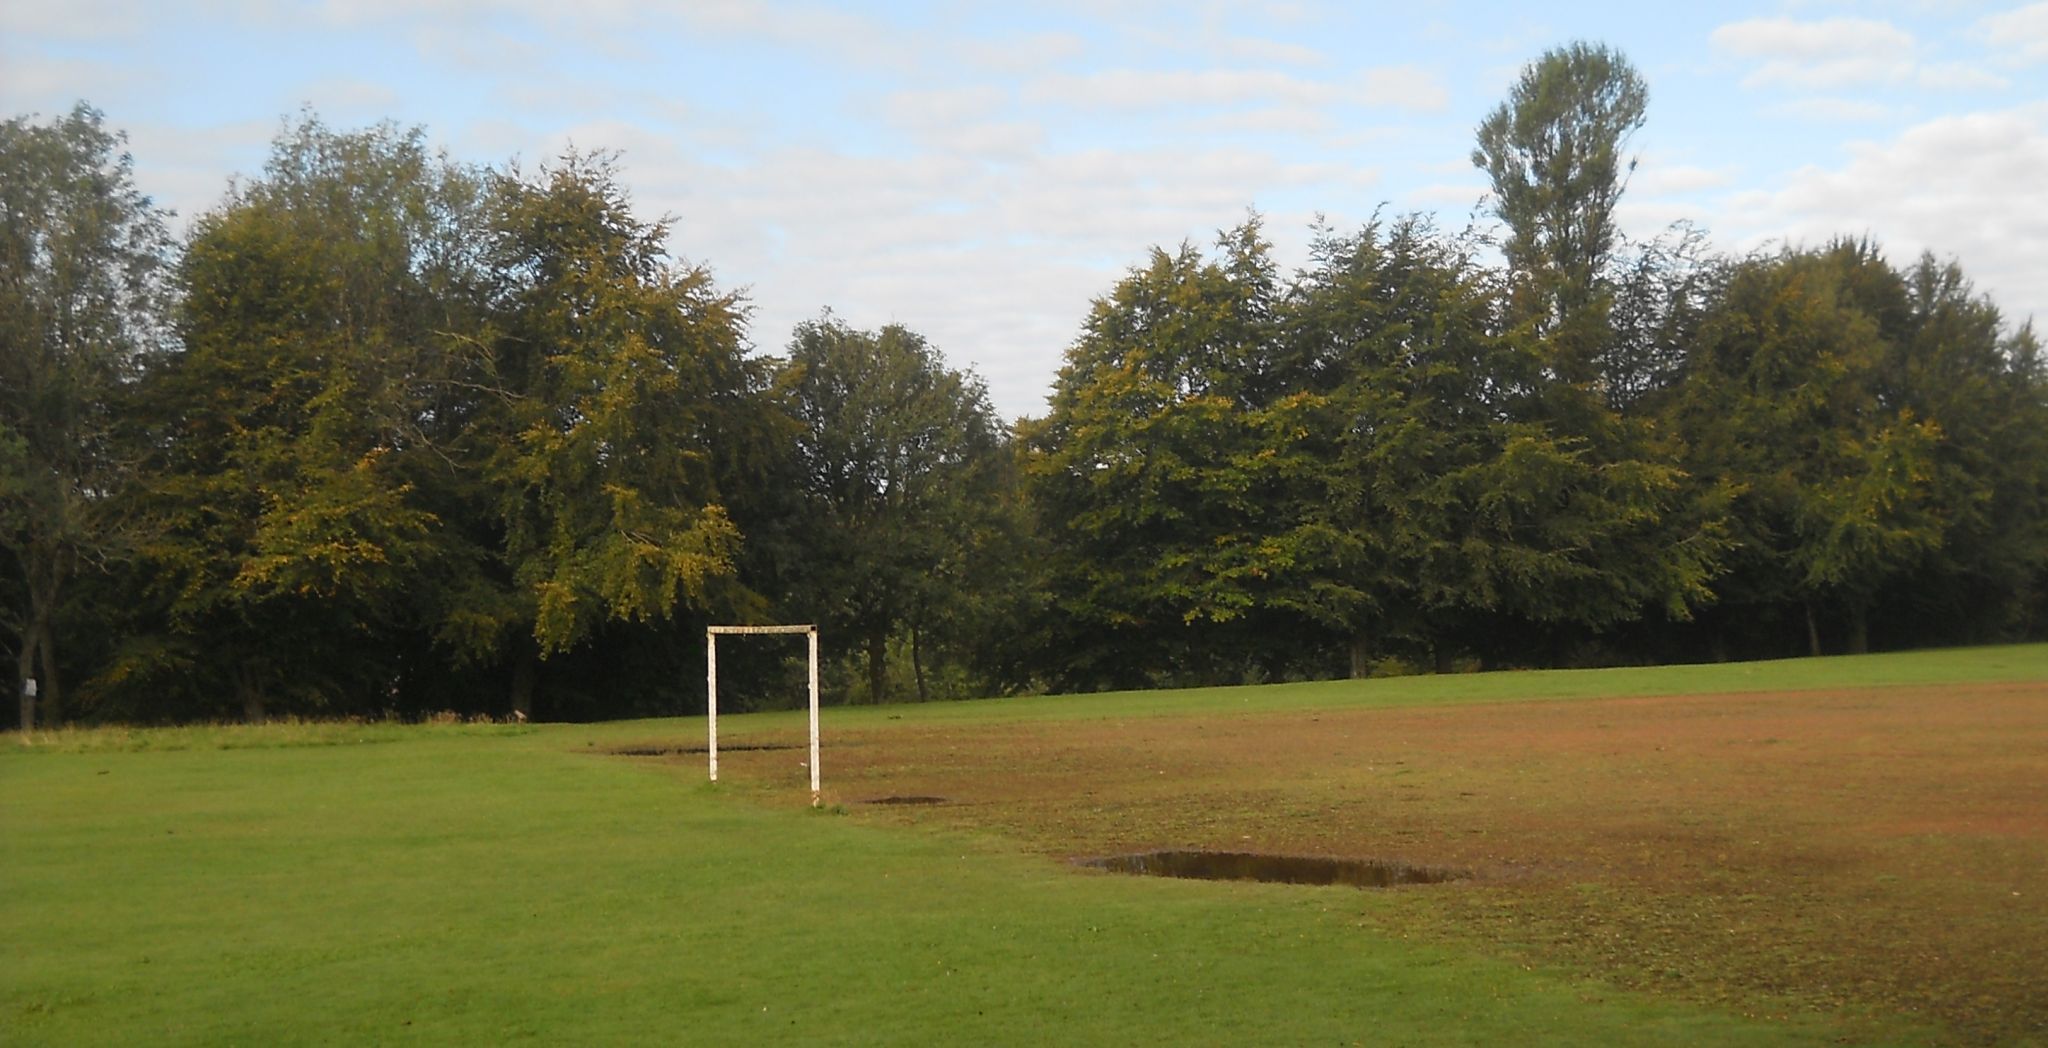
[6,646,2045,1045]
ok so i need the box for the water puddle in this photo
[1081,850,1465,888]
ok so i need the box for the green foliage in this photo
[477,153,757,663]
[1670,243,1957,653]
[1603,222,1719,413]
[1030,212,1731,687]
[1465,45,1732,663]
[778,314,1010,703]
[0,103,175,728]
[9,87,2047,722]
[130,115,486,720]
[120,125,766,721]
[1880,259,2048,640]
[1280,217,1507,664]
[1473,40,1646,345]
[1024,220,1309,687]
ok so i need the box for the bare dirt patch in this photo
[609,741,800,757]
[702,681,2048,1043]
[1082,850,1465,888]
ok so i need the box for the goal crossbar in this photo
[705,624,820,805]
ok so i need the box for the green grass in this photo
[9,645,2035,1044]
[9,718,534,754]
[633,641,2048,740]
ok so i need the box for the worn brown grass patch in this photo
[694,681,2048,1043]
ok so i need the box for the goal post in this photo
[705,624,821,806]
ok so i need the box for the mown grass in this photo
[9,718,533,754]
[9,645,2035,1044]
[618,641,2048,741]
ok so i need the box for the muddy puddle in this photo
[1082,850,1465,888]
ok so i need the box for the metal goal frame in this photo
[705,624,820,805]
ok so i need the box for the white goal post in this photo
[705,624,820,806]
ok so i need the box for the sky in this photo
[5,1,2045,420]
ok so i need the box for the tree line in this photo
[6,44,2045,728]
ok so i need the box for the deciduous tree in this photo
[1023,220,1310,688]
[0,104,173,729]
[133,115,487,720]
[1473,39,1646,393]
[475,153,763,716]
[1290,216,1723,674]
[1671,242,1947,655]
[778,315,1008,703]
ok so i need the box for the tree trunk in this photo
[1434,644,1454,675]
[1804,602,1822,658]
[237,665,267,724]
[16,631,39,732]
[510,648,537,721]
[911,625,928,702]
[1348,634,1370,680]
[35,618,62,724]
[18,563,65,731]
[866,626,887,705]
[1846,602,1870,655]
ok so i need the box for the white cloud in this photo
[1119,6,1329,68]
[1631,163,1736,196]
[1978,2,2048,63]
[1473,20,1555,56]
[121,119,279,224]
[312,0,920,72]
[0,0,152,38]
[884,86,1011,131]
[0,54,139,106]
[928,121,1048,163]
[405,22,541,72]
[1357,66,1449,112]
[669,0,924,71]
[1712,15,2014,93]
[1915,63,2010,91]
[955,32,1089,75]
[1712,16,1916,63]
[1028,68,1337,110]
[1716,107,2048,330]
[880,87,1046,162]
[1025,65,1445,113]
[1214,35,1327,67]
[1184,105,1335,137]
[295,77,401,117]
[1711,16,1917,88]
[1771,97,1897,122]
[1405,181,1488,208]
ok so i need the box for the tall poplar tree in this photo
[1473,39,1646,396]
[1466,44,1726,659]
